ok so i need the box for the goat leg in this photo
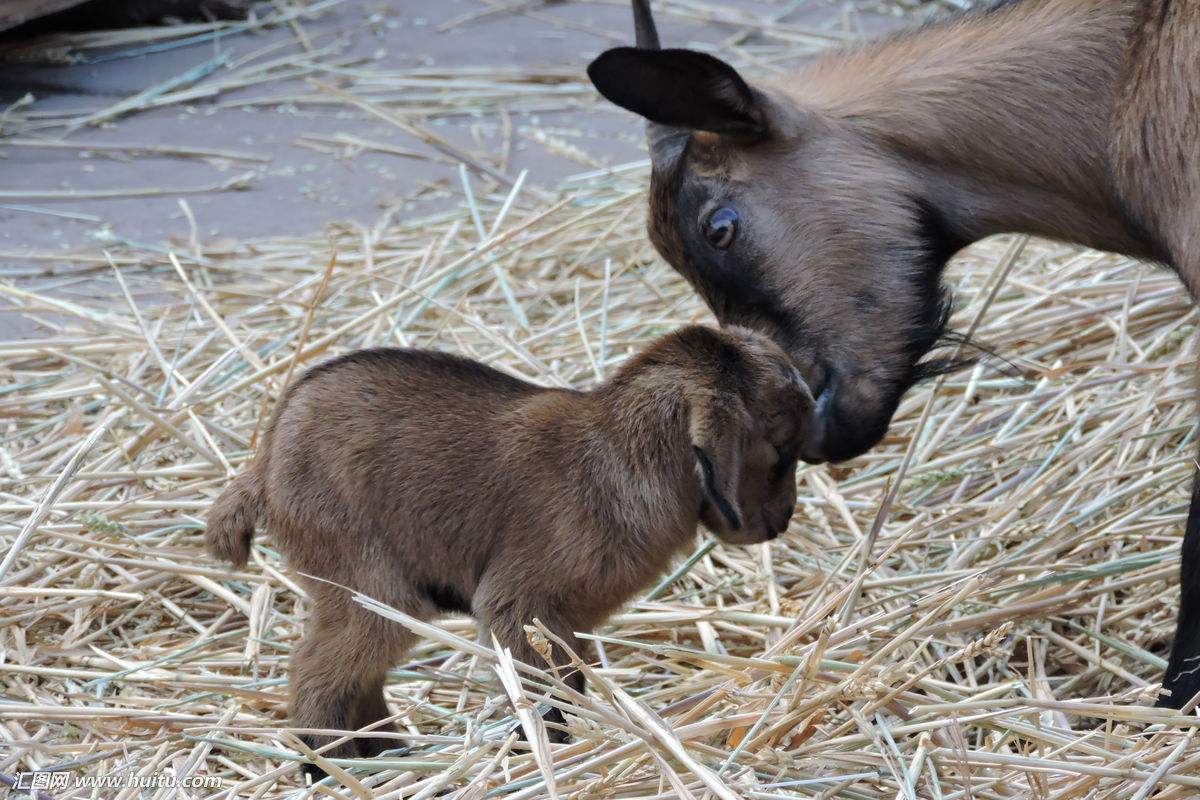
[484,606,588,744]
[289,593,415,780]
[1159,466,1200,710]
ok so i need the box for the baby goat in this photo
[206,325,811,773]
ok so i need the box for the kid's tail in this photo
[205,470,262,567]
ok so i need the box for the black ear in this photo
[587,47,768,139]
[688,393,749,533]
[693,445,741,530]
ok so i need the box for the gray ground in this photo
[0,0,919,338]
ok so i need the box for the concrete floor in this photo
[0,0,915,338]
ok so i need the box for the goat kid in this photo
[206,325,811,778]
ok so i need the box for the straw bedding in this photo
[3,2,1200,798]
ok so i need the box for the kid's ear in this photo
[587,47,769,139]
[688,393,750,533]
[763,363,816,450]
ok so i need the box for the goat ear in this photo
[688,395,748,533]
[587,47,768,139]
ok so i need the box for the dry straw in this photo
[3,0,1200,797]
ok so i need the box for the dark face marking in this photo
[652,153,808,352]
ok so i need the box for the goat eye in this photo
[703,206,738,250]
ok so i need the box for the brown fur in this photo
[593,0,1197,462]
[205,325,810,776]
[590,0,1200,707]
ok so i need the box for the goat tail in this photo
[205,469,263,567]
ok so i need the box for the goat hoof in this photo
[301,761,329,784]
[513,707,571,745]
[359,737,410,758]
